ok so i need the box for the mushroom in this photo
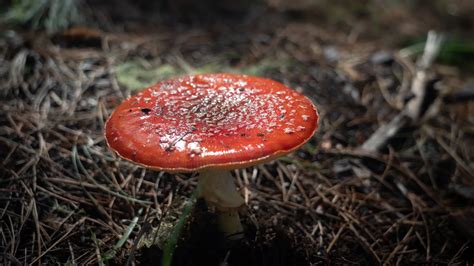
[105,73,318,240]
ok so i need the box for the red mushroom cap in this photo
[105,73,318,173]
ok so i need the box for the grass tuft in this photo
[2,0,82,34]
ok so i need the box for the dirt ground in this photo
[1,1,473,265]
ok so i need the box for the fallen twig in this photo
[361,31,445,152]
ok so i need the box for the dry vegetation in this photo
[0,1,473,265]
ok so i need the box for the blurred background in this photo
[1,0,473,265]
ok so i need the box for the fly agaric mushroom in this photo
[105,73,318,239]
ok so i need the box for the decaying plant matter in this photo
[0,4,473,265]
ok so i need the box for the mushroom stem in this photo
[198,169,245,240]
[217,210,243,240]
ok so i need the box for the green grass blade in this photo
[162,187,200,266]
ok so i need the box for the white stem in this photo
[217,210,244,240]
[198,170,245,239]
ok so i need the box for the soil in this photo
[1,1,473,265]
[139,200,311,266]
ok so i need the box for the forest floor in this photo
[1,1,473,265]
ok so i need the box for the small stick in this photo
[361,31,444,152]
